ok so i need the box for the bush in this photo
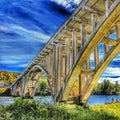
[0,98,119,120]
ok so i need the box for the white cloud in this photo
[50,0,82,11]
[99,78,120,84]
[10,24,50,43]
[103,67,120,77]
[18,64,28,67]
[0,60,19,64]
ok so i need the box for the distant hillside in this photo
[0,71,20,85]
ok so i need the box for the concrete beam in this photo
[82,5,103,16]
[101,37,117,46]
[81,69,95,75]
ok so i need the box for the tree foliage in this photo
[35,77,50,96]
[0,71,20,85]
[94,79,120,95]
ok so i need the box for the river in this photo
[0,95,120,106]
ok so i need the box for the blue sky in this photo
[0,0,120,82]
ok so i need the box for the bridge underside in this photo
[10,0,120,105]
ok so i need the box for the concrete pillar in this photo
[49,50,54,88]
[79,74,84,94]
[94,46,99,67]
[47,55,51,73]
[81,23,87,47]
[91,13,98,33]
[105,44,109,53]
[52,48,56,94]
[72,31,77,65]
[116,22,120,39]
[61,46,65,85]
[55,43,62,95]
[86,58,90,81]
[43,57,45,68]
[105,33,109,53]
[105,0,110,16]
[21,76,27,97]
[46,56,48,71]
[70,48,73,68]
[65,38,70,75]
[13,85,17,96]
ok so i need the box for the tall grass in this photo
[0,98,119,120]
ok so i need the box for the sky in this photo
[0,0,120,83]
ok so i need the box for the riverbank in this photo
[0,98,119,120]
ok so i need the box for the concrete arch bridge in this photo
[10,0,120,105]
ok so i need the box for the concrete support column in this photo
[46,55,48,71]
[49,50,54,89]
[43,57,46,68]
[13,85,17,96]
[91,13,98,33]
[52,48,56,94]
[41,59,43,66]
[21,76,27,98]
[105,33,109,53]
[105,44,109,53]
[116,22,120,39]
[94,46,99,67]
[47,55,50,72]
[44,56,47,69]
[81,23,87,47]
[105,0,110,16]
[49,51,52,76]
[79,74,84,94]
[72,31,77,65]
[55,43,62,95]
[86,58,90,81]
[65,38,70,75]
[61,46,65,85]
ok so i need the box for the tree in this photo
[115,81,120,95]
[36,77,49,95]
[102,80,114,95]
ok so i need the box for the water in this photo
[0,95,120,106]
[0,96,14,105]
[87,95,120,105]
[34,96,54,104]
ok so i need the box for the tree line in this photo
[93,79,120,95]
[0,71,20,85]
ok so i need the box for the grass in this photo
[0,98,120,120]
[89,103,120,119]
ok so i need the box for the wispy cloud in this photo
[99,77,120,84]
[102,67,120,78]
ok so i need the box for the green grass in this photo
[0,98,120,120]
[89,103,120,119]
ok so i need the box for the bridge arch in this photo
[23,65,53,98]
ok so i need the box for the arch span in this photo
[22,65,53,98]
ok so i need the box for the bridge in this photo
[10,0,120,105]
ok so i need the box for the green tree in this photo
[102,80,114,95]
[36,77,49,95]
[115,81,120,95]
